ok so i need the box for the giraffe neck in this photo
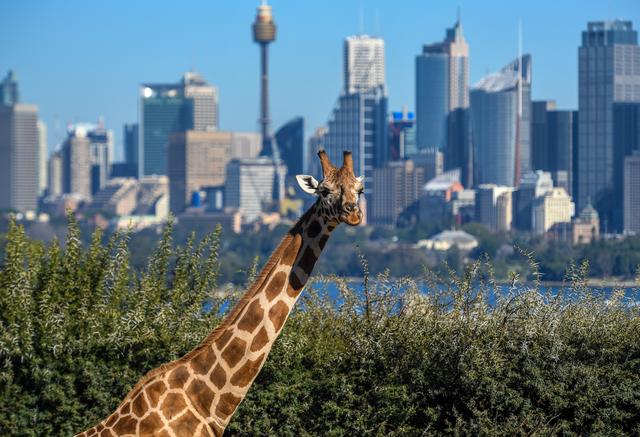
[198,204,337,429]
[203,202,334,430]
[78,202,336,437]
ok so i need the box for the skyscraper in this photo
[37,119,48,196]
[182,71,219,131]
[274,117,305,177]
[531,101,577,194]
[624,152,640,234]
[470,55,531,187]
[0,104,39,212]
[139,72,218,177]
[123,123,139,178]
[323,87,388,193]
[370,160,425,226]
[61,126,92,200]
[613,102,640,231]
[0,70,19,106]
[323,35,388,194]
[344,35,385,94]
[416,19,469,153]
[577,20,640,225]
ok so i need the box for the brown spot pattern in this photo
[187,378,215,418]
[214,328,234,349]
[99,429,116,437]
[318,234,329,250]
[132,392,148,417]
[237,299,264,332]
[192,346,216,375]
[281,234,302,266]
[265,271,287,301]
[170,408,199,436]
[161,392,188,420]
[250,327,269,352]
[112,415,137,435]
[138,411,163,435]
[221,337,247,368]
[209,363,227,389]
[230,353,266,387]
[289,271,304,292]
[105,414,118,427]
[215,392,241,420]
[269,300,289,333]
[146,380,167,407]
[298,246,317,275]
[119,401,130,415]
[307,220,322,238]
[169,365,190,389]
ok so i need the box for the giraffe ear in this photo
[296,175,319,195]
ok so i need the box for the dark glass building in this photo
[139,72,218,177]
[531,100,577,195]
[274,117,305,176]
[577,20,640,227]
[124,123,139,176]
[416,19,469,153]
[613,102,640,231]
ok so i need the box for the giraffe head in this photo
[296,150,364,226]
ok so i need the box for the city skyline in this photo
[2,0,638,157]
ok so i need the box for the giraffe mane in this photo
[114,207,313,408]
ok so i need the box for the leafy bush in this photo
[1,219,639,436]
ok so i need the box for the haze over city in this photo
[2,0,638,155]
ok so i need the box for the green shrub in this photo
[1,218,639,436]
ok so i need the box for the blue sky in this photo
[1,0,639,159]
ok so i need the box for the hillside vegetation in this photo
[1,219,639,436]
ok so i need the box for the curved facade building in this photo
[470,55,531,187]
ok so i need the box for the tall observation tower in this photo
[253,0,276,153]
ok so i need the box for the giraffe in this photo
[77,150,364,437]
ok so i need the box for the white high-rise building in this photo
[344,35,385,94]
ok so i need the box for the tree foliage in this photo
[1,218,640,435]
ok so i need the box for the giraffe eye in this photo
[319,188,330,196]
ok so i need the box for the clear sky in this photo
[1,0,638,159]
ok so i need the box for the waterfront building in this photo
[475,184,515,232]
[532,187,575,235]
[513,170,554,231]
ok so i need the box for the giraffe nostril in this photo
[344,203,357,213]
